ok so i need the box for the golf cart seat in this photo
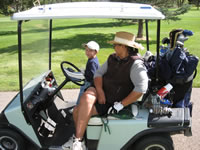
[87,104,139,141]
[88,104,139,126]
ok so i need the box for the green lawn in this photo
[0,8,199,91]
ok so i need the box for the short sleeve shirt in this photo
[94,59,148,93]
[85,57,99,82]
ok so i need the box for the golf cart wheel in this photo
[0,129,25,150]
[133,134,174,150]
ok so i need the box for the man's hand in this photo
[94,76,106,104]
[97,89,106,104]
[108,102,124,114]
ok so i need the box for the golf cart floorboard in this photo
[42,122,75,147]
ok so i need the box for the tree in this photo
[0,0,36,15]
[0,0,14,15]
[176,0,187,7]
[188,0,200,10]
[0,0,78,15]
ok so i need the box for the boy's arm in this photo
[85,61,99,82]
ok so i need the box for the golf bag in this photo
[144,29,199,112]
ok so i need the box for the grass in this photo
[0,8,200,91]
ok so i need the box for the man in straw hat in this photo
[62,31,148,150]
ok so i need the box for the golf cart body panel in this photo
[11,2,165,20]
[87,108,149,150]
[2,72,56,147]
[0,2,193,150]
[86,104,191,150]
[4,94,41,146]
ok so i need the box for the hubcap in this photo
[0,136,18,150]
[145,144,165,150]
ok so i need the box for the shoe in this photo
[62,135,74,150]
[73,139,86,150]
[62,135,86,150]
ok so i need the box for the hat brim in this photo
[108,40,143,50]
[82,43,87,48]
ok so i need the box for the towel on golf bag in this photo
[168,47,199,84]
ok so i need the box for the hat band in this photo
[114,36,136,46]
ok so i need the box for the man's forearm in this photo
[94,76,106,104]
[121,91,143,107]
[94,76,103,90]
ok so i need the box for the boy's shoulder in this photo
[88,57,99,62]
[87,57,99,66]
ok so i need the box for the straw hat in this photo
[108,31,144,50]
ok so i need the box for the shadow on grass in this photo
[0,31,17,36]
[52,33,157,52]
[0,21,135,36]
[0,45,18,54]
[0,33,157,54]
[52,33,114,52]
[52,21,135,31]
[139,40,157,46]
[0,21,158,54]
[0,33,113,54]
[0,21,137,54]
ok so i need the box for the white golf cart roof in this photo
[12,2,165,20]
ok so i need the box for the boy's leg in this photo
[76,86,84,105]
[76,81,91,105]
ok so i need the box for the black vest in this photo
[103,54,140,104]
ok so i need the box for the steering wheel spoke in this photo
[61,61,85,86]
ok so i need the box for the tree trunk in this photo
[197,0,200,10]
[137,19,143,38]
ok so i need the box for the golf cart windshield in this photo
[22,20,49,86]
[19,20,49,101]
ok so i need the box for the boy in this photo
[76,41,100,104]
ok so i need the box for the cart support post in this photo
[18,20,23,106]
[145,20,149,51]
[156,20,161,82]
[49,19,52,70]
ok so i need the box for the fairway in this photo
[0,8,199,91]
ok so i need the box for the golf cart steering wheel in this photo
[61,61,85,86]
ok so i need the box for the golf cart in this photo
[0,2,193,150]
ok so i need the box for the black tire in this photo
[0,129,26,150]
[133,134,174,150]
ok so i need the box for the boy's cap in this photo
[83,41,100,52]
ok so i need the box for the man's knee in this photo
[85,87,97,96]
[80,87,97,103]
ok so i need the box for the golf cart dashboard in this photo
[23,71,58,116]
